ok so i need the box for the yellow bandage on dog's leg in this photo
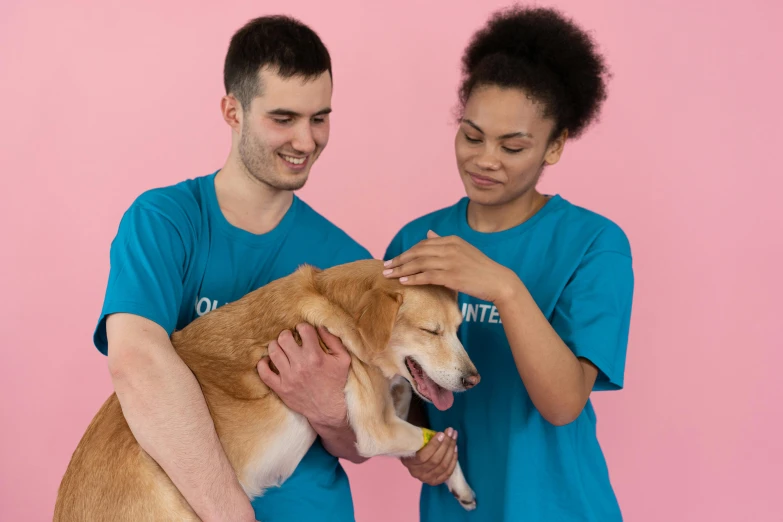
[421,428,437,448]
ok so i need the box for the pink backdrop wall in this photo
[1,0,781,520]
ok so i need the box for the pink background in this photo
[1,0,781,520]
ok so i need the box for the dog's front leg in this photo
[443,460,476,510]
[346,374,477,510]
[353,413,425,459]
[355,409,477,510]
[344,365,423,459]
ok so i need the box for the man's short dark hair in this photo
[223,15,332,110]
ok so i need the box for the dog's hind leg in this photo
[235,407,318,501]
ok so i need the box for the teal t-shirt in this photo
[384,195,634,522]
[94,171,371,522]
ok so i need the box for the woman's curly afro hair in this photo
[459,5,610,141]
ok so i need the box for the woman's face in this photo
[455,85,566,207]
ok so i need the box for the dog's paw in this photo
[449,485,477,511]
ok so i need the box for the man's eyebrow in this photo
[463,119,533,139]
[267,107,332,117]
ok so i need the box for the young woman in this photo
[382,6,634,521]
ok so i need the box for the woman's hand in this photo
[400,428,459,486]
[383,230,517,304]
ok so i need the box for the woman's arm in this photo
[493,277,599,425]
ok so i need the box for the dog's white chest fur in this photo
[240,410,317,500]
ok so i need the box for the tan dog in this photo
[54,259,480,521]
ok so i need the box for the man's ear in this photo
[355,287,403,355]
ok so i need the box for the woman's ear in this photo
[544,128,568,166]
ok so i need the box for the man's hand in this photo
[257,323,350,427]
[257,323,367,463]
[401,428,458,486]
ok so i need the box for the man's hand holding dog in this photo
[401,427,459,486]
[258,323,367,463]
[258,323,348,426]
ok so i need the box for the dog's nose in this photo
[461,373,480,389]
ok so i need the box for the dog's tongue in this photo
[418,372,454,411]
[431,387,454,411]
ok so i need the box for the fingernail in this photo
[383,269,393,276]
[452,430,458,440]
[437,433,444,442]
[384,260,392,267]
[445,428,453,437]
[400,277,408,283]
[454,445,458,452]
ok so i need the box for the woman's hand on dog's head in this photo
[401,427,458,486]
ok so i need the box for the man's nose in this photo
[292,124,316,154]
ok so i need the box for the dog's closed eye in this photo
[420,327,441,336]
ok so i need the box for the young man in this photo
[94,16,370,522]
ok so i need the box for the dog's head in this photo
[353,275,480,411]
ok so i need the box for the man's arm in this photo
[107,313,256,522]
[311,416,368,464]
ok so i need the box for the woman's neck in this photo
[466,190,549,233]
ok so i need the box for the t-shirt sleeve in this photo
[93,200,191,355]
[323,227,374,267]
[332,242,374,265]
[550,227,635,391]
[384,229,406,261]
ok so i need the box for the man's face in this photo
[238,68,332,191]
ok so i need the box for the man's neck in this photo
[214,159,294,236]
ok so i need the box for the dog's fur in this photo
[54,259,479,521]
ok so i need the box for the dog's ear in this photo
[355,286,403,354]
